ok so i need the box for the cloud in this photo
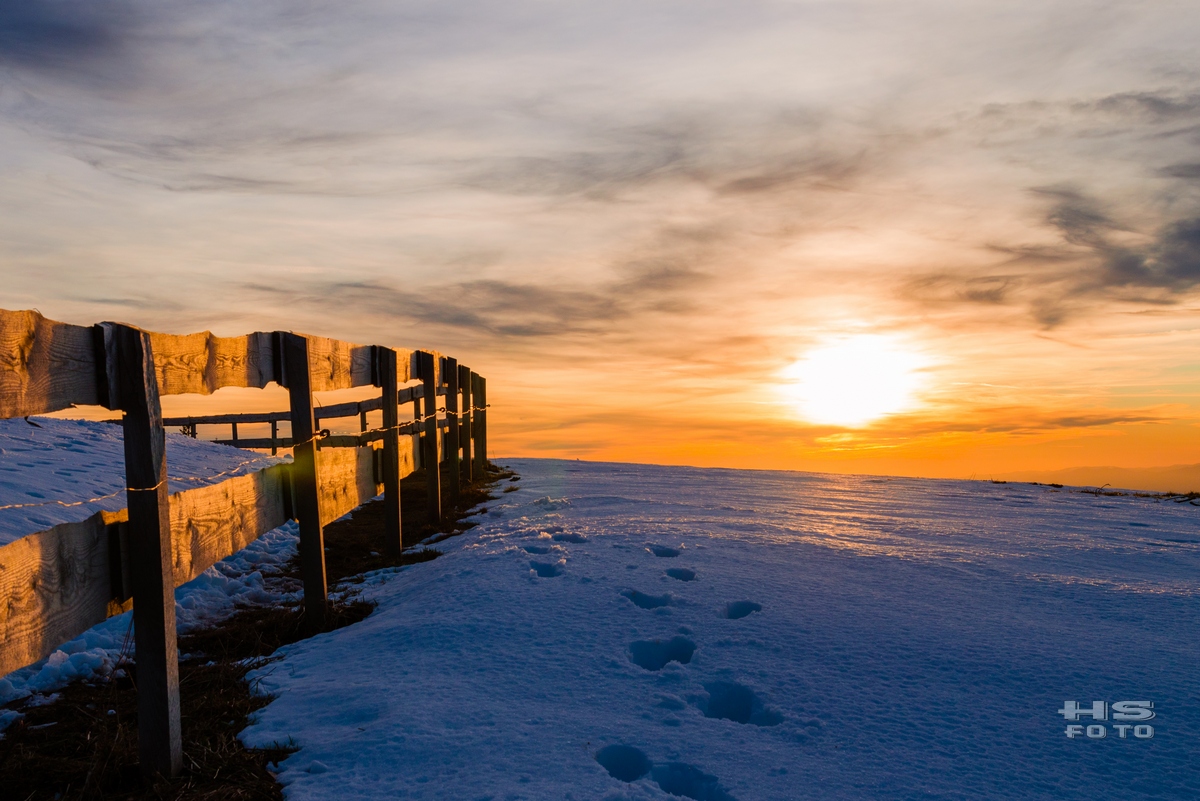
[1037,187,1200,292]
[269,255,716,340]
[908,183,1200,328]
[1161,163,1200,180]
[0,0,144,84]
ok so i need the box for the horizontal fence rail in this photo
[0,309,487,777]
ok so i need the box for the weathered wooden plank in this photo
[0,509,123,678]
[0,311,425,413]
[301,336,366,392]
[163,410,292,427]
[147,330,277,397]
[0,439,414,680]
[0,309,99,417]
[168,464,291,586]
[103,322,182,777]
[317,444,378,526]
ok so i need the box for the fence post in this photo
[459,366,473,483]
[443,356,460,504]
[376,346,402,556]
[98,322,182,778]
[412,360,424,469]
[280,332,327,629]
[473,374,487,477]
[417,351,441,524]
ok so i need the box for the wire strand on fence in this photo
[0,453,282,512]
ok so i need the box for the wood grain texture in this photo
[147,330,277,397]
[315,438,413,526]
[0,508,124,677]
[0,311,422,411]
[109,323,182,777]
[0,309,99,417]
[168,464,291,586]
[301,336,367,392]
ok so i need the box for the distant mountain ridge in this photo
[995,463,1200,494]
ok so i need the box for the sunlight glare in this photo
[783,335,928,427]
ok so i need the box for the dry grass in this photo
[0,460,513,800]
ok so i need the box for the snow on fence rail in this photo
[0,308,488,777]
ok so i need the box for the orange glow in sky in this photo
[10,2,1200,491]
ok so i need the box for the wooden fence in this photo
[0,309,488,777]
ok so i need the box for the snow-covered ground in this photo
[239,459,1200,801]
[2,421,1197,797]
[0,417,283,545]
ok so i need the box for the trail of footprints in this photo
[521,526,771,800]
[604,542,773,799]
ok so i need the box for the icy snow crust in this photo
[241,459,1200,800]
[0,416,284,544]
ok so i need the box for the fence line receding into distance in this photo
[0,309,488,777]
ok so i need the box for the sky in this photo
[3,0,1200,482]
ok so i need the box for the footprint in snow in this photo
[529,560,564,577]
[651,762,736,801]
[723,601,761,619]
[648,545,681,558]
[665,568,696,582]
[595,744,651,782]
[621,590,671,610]
[552,532,588,543]
[595,746,736,801]
[629,636,695,671]
[690,681,783,727]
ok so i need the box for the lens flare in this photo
[783,335,928,427]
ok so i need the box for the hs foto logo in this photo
[1058,701,1155,740]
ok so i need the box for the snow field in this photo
[0,417,284,544]
[241,459,1200,800]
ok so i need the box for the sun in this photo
[782,335,928,427]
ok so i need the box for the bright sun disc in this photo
[783,335,927,427]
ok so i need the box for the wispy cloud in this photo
[5,0,1200,475]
